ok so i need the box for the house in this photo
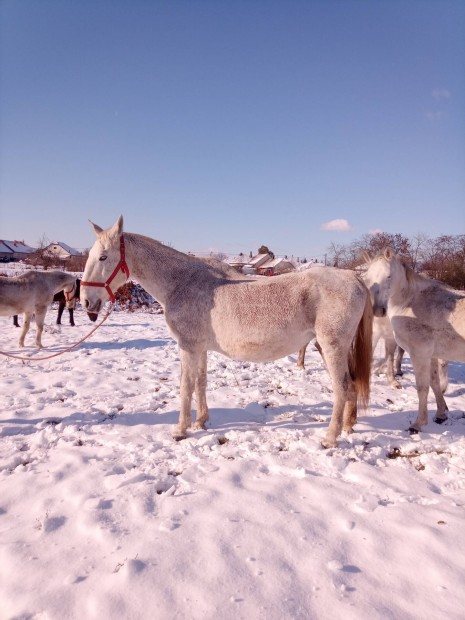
[0,240,36,262]
[256,257,296,276]
[225,253,250,272]
[44,242,82,260]
[235,252,274,275]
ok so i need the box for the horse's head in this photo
[364,248,398,317]
[81,215,129,321]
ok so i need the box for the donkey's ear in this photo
[384,247,394,259]
[108,215,124,239]
[89,220,104,236]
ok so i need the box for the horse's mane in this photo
[126,232,249,283]
[389,253,455,295]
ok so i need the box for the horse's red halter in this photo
[81,235,130,303]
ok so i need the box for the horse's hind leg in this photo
[19,312,32,347]
[430,358,448,424]
[174,348,203,440]
[342,400,357,435]
[408,353,431,432]
[297,344,307,369]
[319,345,354,448]
[13,315,20,327]
[193,350,209,431]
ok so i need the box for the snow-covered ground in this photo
[1,305,465,619]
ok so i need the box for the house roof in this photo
[46,242,81,256]
[226,254,249,265]
[0,241,13,254]
[248,253,272,267]
[0,240,36,254]
[258,257,294,269]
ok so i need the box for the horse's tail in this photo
[349,290,373,410]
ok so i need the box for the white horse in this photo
[0,271,77,348]
[81,216,373,448]
[364,248,463,433]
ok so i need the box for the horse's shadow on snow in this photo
[103,403,332,433]
[76,338,171,351]
[3,402,464,441]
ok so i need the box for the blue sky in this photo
[1,0,464,259]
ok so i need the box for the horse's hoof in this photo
[433,417,447,425]
[321,438,337,449]
[408,427,420,434]
[172,427,187,441]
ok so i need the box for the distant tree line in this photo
[326,232,465,289]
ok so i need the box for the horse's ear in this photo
[89,220,104,236]
[362,251,371,264]
[108,215,124,239]
[384,247,394,260]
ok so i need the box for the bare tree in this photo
[211,251,228,262]
[27,234,57,270]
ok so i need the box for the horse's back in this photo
[202,267,367,361]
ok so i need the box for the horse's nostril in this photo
[85,300,89,308]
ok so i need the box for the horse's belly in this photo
[210,329,312,363]
[0,303,25,316]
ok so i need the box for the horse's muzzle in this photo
[373,306,387,318]
[87,312,99,322]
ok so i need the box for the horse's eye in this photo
[99,255,107,262]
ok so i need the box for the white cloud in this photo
[432,89,451,100]
[369,228,383,236]
[321,219,352,232]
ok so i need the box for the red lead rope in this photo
[81,235,130,303]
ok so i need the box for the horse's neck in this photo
[388,264,424,312]
[124,233,195,305]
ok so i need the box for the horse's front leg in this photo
[56,301,65,325]
[69,308,75,326]
[384,336,401,389]
[173,348,201,440]
[408,353,431,432]
[438,359,449,395]
[34,307,47,349]
[193,350,209,431]
[394,347,404,377]
[430,358,448,424]
[19,312,32,347]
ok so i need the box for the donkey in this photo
[80,216,373,448]
[364,248,463,433]
[0,271,77,348]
